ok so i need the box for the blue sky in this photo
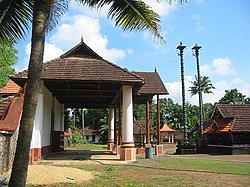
[14,0,250,105]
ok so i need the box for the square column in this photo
[120,85,136,161]
[108,107,115,150]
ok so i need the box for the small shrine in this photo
[160,124,175,144]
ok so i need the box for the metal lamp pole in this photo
[176,42,188,144]
[192,44,203,139]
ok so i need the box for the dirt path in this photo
[2,165,94,185]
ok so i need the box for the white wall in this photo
[53,97,61,131]
[42,85,52,147]
[84,135,100,143]
[30,93,44,149]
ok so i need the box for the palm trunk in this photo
[9,1,47,186]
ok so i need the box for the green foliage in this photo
[99,123,108,144]
[189,76,215,96]
[72,130,84,144]
[133,104,146,120]
[0,43,18,87]
[218,89,250,104]
[64,109,74,129]
[85,109,108,129]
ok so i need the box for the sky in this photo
[14,0,250,105]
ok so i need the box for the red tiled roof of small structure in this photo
[204,104,250,133]
[83,127,99,136]
[0,80,21,94]
[204,118,233,133]
[160,124,175,132]
[133,71,168,95]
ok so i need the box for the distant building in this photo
[83,127,100,143]
[160,124,175,144]
[204,104,250,154]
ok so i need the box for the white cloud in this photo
[15,42,64,71]
[165,75,250,105]
[144,0,176,17]
[49,15,126,62]
[165,75,197,105]
[201,57,234,76]
[192,14,204,32]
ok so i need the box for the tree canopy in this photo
[218,89,250,104]
[0,43,17,87]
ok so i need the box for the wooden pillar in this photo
[108,107,115,150]
[155,95,163,155]
[146,100,150,145]
[114,100,117,145]
[157,95,161,145]
[118,94,122,145]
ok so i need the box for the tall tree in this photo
[0,43,18,87]
[189,76,215,97]
[218,89,249,104]
[189,75,215,125]
[1,1,167,185]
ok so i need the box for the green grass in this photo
[157,158,250,176]
[66,143,107,150]
[26,147,250,187]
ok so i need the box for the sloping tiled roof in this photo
[204,104,250,133]
[133,71,168,95]
[204,118,234,133]
[12,41,144,83]
[0,80,21,94]
[160,124,175,132]
[83,127,99,136]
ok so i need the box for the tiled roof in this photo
[133,71,168,95]
[204,118,233,133]
[12,41,144,83]
[204,104,250,133]
[160,124,176,132]
[83,128,99,136]
[0,80,21,94]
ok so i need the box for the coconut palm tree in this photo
[189,75,215,134]
[0,1,170,186]
[189,75,215,96]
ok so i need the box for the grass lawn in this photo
[65,143,107,150]
[28,144,250,187]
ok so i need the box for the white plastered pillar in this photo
[30,93,44,161]
[120,85,136,161]
[108,107,115,150]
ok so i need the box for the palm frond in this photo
[79,0,163,41]
[46,0,69,32]
[0,0,33,43]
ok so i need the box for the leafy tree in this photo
[133,104,146,121]
[203,102,214,120]
[218,88,249,104]
[189,76,215,134]
[64,109,74,129]
[1,0,167,186]
[0,43,18,87]
[189,76,215,96]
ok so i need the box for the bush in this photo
[72,130,84,144]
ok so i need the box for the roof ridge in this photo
[102,59,144,82]
[60,40,103,59]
